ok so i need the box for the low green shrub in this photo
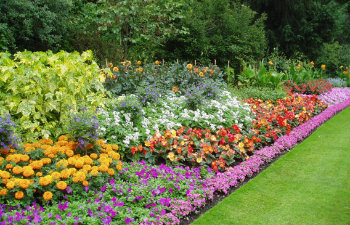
[228,86,288,101]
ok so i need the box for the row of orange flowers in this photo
[0,136,122,203]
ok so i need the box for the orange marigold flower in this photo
[187,64,193,70]
[42,158,51,165]
[12,166,23,175]
[51,172,61,180]
[22,166,34,177]
[6,164,13,169]
[19,179,31,189]
[65,150,74,157]
[172,86,178,93]
[43,191,53,201]
[99,165,108,172]
[6,181,15,189]
[107,168,115,176]
[74,159,84,169]
[155,60,160,65]
[60,169,71,179]
[20,154,30,162]
[108,63,113,68]
[90,170,99,176]
[112,144,119,150]
[15,191,24,200]
[0,189,7,196]
[82,180,89,186]
[56,181,67,190]
[36,172,43,177]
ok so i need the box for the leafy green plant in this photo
[103,61,224,97]
[0,50,106,141]
[68,108,100,155]
[228,86,288,101]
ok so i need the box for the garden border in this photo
[180,97,350,225]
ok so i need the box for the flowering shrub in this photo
[0,136,122,205]
[130,94,327,171]
[68,108,100,155]
[103,61,224,97]
[283,79,333,95]
[136,82,162,106]
[97,90,252,157]
[0,115,20,153]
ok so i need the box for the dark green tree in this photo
[0,0,76,52]
[160,0,267,71]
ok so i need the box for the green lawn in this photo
[192,107,350,225]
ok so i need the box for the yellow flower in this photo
[268,61,274,66]
[66,150,74,157]
[15,191,24,200]
[6,181,15,189]
[19,179,31,189]
[108,63,113,68]
[22,166,34,177]
[90,170,99,176]
[20,155,30,162]
[90,153,98,159]
[112,144,119,150]
[113,67,119,72]
[196,157,203,163]
[297,65,301,70]
[187,64,193,70]
[168,152,175,161]
[74,158,84,169]
[12,166,23,175]
[99,165,108,172]
[199,72,204,77]
[155,60,160,65]
[136,67,143,72]
[56,181,67,190]
[82,180,89,186]
[43,191,53,201]
[137,60,142,65]
[51,172,61,180]
[321,64,326,70]
[310,61,315,68]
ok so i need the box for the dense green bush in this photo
[0,0,75,52]
[159,0,267,71]
[228,86,288,101]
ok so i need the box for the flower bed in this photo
[1,89,349,224]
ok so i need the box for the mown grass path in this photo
[192,107,350,225]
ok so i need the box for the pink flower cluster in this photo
[204,94,350,195]
[319,87,350,106]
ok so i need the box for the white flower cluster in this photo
[97,88,253,148]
